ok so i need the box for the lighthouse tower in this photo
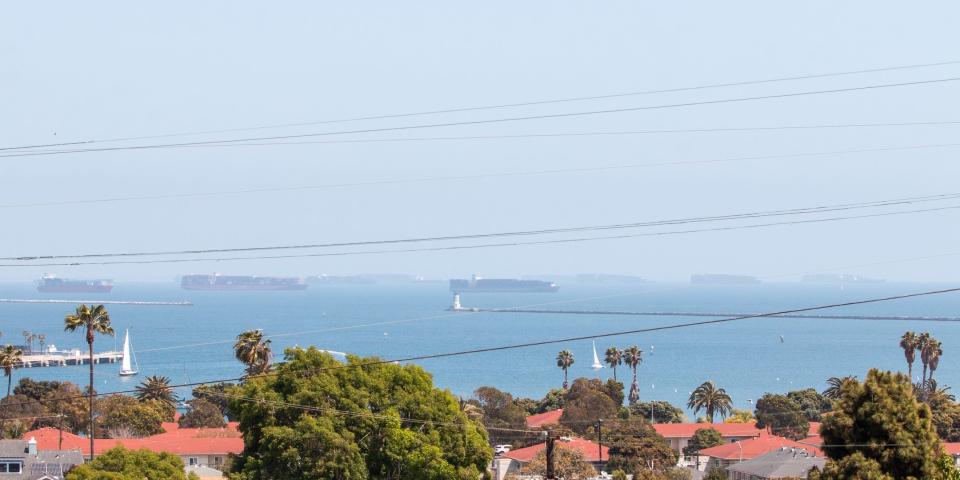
[451,293,462,311]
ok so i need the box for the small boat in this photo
[118,329,139,377]
[590,341,603,370]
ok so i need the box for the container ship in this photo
[449,275,559,293]
[181,274,308,291]
[36,274,113,293]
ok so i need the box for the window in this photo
[188,457,199,466]
[0,461,23,473]
[213,456,223,466]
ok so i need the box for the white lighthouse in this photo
[451,292,462,311]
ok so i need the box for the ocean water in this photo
[2,281,959,415]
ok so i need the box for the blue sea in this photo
[2,281,959,415]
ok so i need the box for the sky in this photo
[1,1,959,282]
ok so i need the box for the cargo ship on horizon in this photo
[449,275,559,293]
[36,274,113,293]
[181,274,308,291]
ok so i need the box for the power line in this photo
[3,77,959,159]
[5,192,958,262]
[3,285,958,409]
[10,120,960,156]
[4,59,960,152]
[3,141,959,210]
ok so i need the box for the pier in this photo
[15,351,123,368]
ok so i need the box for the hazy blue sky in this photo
[2,1,958,281]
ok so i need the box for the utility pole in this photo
[545,431,556,480]
[594,419,604,465]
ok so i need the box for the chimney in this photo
[28,437,37,455]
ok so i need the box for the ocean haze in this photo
[1,1,959,282]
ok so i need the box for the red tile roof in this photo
[698,435,823,460]
[944,443,960,455]
[503,436,609,463]
[24,421,243,456]
[652,423,762,439]
[526,409,564,428]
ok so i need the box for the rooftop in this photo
[24,421,243,457]
[0,439,83,480]
[502,436,609,463]
[525,409,563,428]
[652,422,762,438]
[699,434,824,460]
[726,447,826,478]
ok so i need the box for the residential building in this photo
[699,434,824,471]
[0,438,83,480]
[491,436,608,480]
[24,420,242,471]
[525,409,563,429]
[724,447,825,479]
[652,423,762,467]
[942,443,960,467]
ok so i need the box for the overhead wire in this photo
[5,191,958,262]
[3,76,960,159]
[5,202,959,267]
[3,58,960,152]
[3,141,960,210]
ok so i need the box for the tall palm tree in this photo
[900,331,919,381]
[0,345,23,397]
[622,345,643,405]
[917,332,932,383]
[822,376,857,400]
[21,331,31,353]
[687,381,733,423]
[233,330,272,376]
[925,339,943,381]
[135,375,178,409]
[37,334,46,354]
[64,304,114,461]
[556,350,574,389]
[604,347,623,381]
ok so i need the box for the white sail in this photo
[591,341,603,370]
[119,329,138,376]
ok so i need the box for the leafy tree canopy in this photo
[13,378,63,400]
[629,400,687,424]
[537,388,566,413]
[560,378,620,435]
[473,386,527,445]
[66,446,199,480]
[754,393,809,440]
[95,395,167,438]
[191,382,237,421]
[682,428,723,456]
[511,444,596,480]
[605,419,678,474]
[229,347,491,480]
[819,369,942,480]
[786,388,833,421]
[178,399,226,429]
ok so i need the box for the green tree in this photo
[233,329,272,376]
[754,393,809,439]
[229,347,491,480]
[537,388,566,413]
[0,345,22,397]
[515,444,596,480]
[682,428,723,456]
[612,470,628,480]
[0,394,44,439]
[473,386,527,445]
[819,369,941,479]
[191,382,237,420]
[787,388,832,421]
[606,419,678,473]
[559,378,619,435]
[629,400,686,423]
[623,346,643,405]
[178,399,226,428]
[66,446,199,480]
[702,468,727,480]
[35,382,90,435]
[724,408,754,423]
[556,350,575,390]
[664,467,693,480]
[605,347,623,381]
[135,375,178,413]
[687,381,732,423]
[13,378,63,400]
[96,395,166,438]
[64,303,115,460]
[808,451,893,480]
[512,396,539,416]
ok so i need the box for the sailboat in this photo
[590,341,603,370]
[118,329,139,377]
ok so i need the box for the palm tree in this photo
[687,381,733,423]
[21,331,31,353]
[233,330,272,376]
[622,345,643,405]
[923,379,954,405]
[37,334,46,354]
[556,350,574,389]
[917,332,932,383]
[0,345,23,397]
[900,331,919,381]
[924,339,943,382]
[458,397,484,422]
[823,376,857,400]
[64,304,114,461]
[604,347,623,381]
[135,375,178,409]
